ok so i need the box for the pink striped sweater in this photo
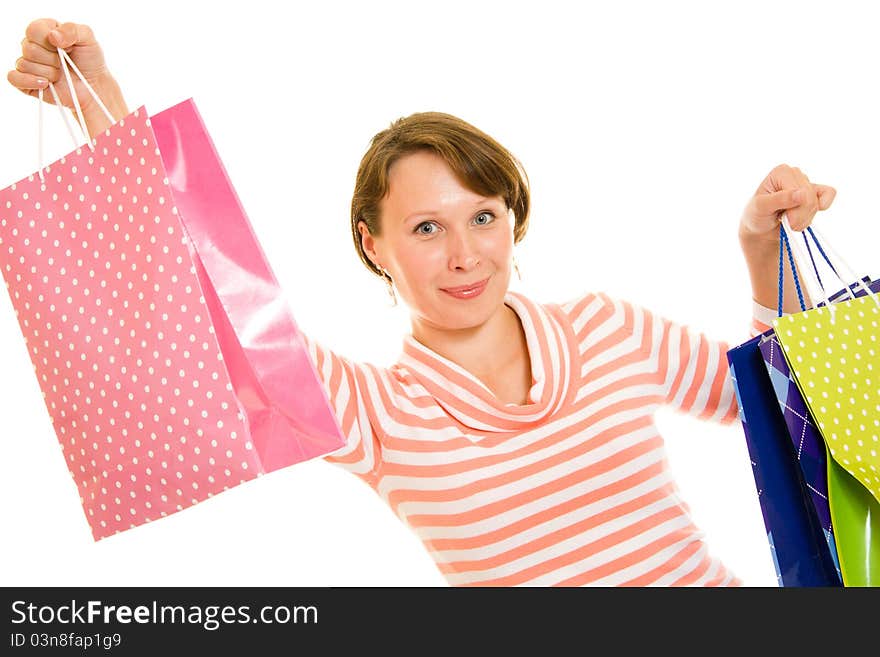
[303,290,773,586]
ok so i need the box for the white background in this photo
[1,0,877,587]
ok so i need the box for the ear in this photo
[357,221,382,269]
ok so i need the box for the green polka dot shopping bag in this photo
[772,219,880,586]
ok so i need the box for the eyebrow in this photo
[402,197,495,224]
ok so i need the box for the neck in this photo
[410,302,526,380]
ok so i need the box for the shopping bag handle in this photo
[777,213,879,320]
[777,223,836,316]
[35,47,117,181]
[777,222,808,316]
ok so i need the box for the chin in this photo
[434,288,506,328]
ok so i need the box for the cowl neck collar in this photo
[397,290,574,433]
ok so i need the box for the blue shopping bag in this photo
[727,333,842,586]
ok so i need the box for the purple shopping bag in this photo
[758,331,842,583]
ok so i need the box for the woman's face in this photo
[359,149,515,336]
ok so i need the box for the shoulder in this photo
[533,289,634,323]
[508,288,638,333]
[507,288,604,314]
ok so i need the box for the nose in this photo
[446,229,481,272]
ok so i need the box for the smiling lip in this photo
[441,277,490,299]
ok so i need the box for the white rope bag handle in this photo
[780,213,880,323]
[36,47,117,181]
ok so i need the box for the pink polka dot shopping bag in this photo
[0,50,345,540]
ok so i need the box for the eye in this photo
[414,221,439,235]
[473,211,495,225]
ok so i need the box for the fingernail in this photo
[791,189,802,203]
[35,78,47,86]
[49,30,63,44]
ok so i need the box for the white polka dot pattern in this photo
[0,107,259,540]
[773,296,880,504]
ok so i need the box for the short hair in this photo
[350,111,531,278]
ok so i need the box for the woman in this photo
[7,19,835,586]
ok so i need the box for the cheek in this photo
[483,229,514,258]
[392,246,445,287]
[399,243,444,270]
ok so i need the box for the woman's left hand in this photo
[738,163,837,313]
[738,163,836,242]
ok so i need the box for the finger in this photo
[760,163,802,194]
[816,184,836,210]
[49,22,98,51]
[7,69,50,92]
[14,57,59,84]
[751,187,803,216]
[21,38,63,65]
[24,18,61,51]
[789,187,828,231]
[788,188,822,230]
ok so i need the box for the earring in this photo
[381,268,397,306]
[513,255,522,281]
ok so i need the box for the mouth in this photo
[441,277,490,299]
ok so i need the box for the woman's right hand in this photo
[6,18,127,133]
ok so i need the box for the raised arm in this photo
[7,17,385,483]
[7,18,129,134]
[299,333,384,482]
[652,164,838,422]
[738,163,836,316]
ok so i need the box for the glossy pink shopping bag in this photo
[150,98,344,466]
[0,62,344,540]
